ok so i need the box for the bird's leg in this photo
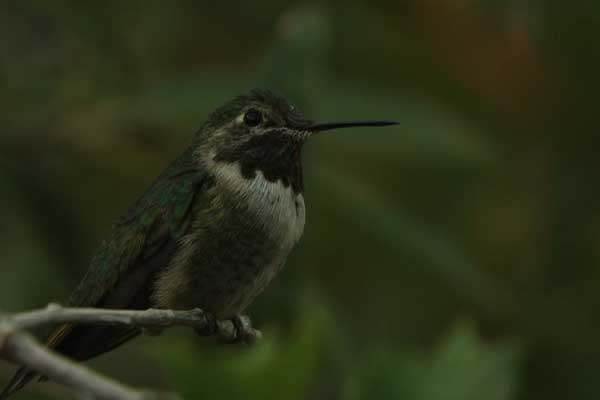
[228,315,259,344]
[193,312,217,337]
[194,313,261,343]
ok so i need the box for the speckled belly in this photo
[186,219,287,317]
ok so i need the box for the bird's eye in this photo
[243,109,262,127]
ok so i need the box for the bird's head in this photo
[196,89,396,193]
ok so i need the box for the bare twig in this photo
[0,332,173,400]
[9,304,261,343]
[0,305,261,400]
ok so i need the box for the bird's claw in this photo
[194,313,261,343]
[193,312,217,337]
[226,315,261,344]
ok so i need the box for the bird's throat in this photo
[213,132,304,194]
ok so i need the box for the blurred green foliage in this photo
[1,1,599,399]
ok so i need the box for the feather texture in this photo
[1,147,206,398]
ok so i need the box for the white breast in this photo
[212,161,306,251]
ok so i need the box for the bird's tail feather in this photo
[0,323,72,399]
[0,367,39,400]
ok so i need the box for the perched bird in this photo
[1,89,396,398]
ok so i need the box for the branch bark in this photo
[0,305,261,400]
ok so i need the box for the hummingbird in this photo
[1,89,396,398]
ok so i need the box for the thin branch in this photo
[10,304,261,343]
[0,332,173,400]
[0,305,261,400]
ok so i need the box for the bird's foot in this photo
[193,312,218,337]
[194,313,261,344]
[223,315,261,344]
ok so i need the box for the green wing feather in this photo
[69,147,205,308]
[0,148,208,399]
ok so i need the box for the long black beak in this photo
[307,120,398,133]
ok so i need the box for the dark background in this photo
[1,1,599,399]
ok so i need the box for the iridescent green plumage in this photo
[69,147,206,311]
[1,147,209,396]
